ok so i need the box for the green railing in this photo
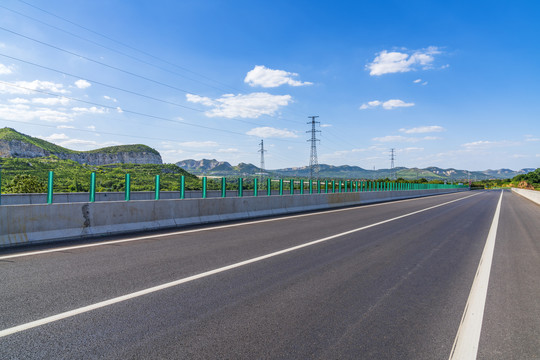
[0,169,468,205]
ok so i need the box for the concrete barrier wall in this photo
[0,190,257,205]
[511,188,540,205]
[0,188,466,248]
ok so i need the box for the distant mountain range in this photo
[176,159,535,181]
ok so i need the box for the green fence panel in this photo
[155,175,160,200]
[125,173,131,201]
[238,178,243,197]
[221,177,226,198]
[89,172,96,202]
[47,171,54,204]
[254,178,258,197]
[202,176,207,199]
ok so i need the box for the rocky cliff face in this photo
[0,140,162,165]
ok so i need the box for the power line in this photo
[0,53,277,129]
[15,0,242,93]
[0,26,196,95]
[307,116,320,180]
[0,80,305,144]
[0,80,244,136]
[8,1,312,119]
[0,3,235,94]
[258,139,267,180]
[390,148,396,179]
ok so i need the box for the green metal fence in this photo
[0,168,468,205]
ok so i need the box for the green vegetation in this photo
[0,127,159,155]
[0,157,204,193]
[4,174,46,193]
[471,168,539,190]
[0,127,76,154]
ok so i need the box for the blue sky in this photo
[0,0,538,171]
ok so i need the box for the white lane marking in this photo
[449,190,503,360]
[0,191,477,260]
[0,192,480,338]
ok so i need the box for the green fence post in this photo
[202,176,207,199]
[338,181,342,193]
[280,179,283,195]
[238,178,243,197]
[155,175,160,200]
[332,180,335,193]
[300,179,304,195]
[89,172,96,202]
[290,179,294,195]
[125,173,131,201]
[309,180,313,194]
[267,178,272,196]
[254,178,258,197]
[221,177,226,198]
[47,171,54,204]
[180,175,185,199]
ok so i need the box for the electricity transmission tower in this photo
[307,116,321,180]
[390,148,396,180]
[258,139,266,180]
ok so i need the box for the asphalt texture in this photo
[0,190,538,359]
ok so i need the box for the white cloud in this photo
[0,63,13,75]
[87,125,96,131]
[8,97,29,104]
[367,46,441,76]
[373,135,438,143]
[103,95,117,102]
[57,125,75,129]
[373,135,410,142]
[462,140,495,148]
[413,79,422,83]
[246,126,298,138]
[179,141,219,148]
[217,148,240,153]
[116,107,123,113]
[187,92,292,119]
[360,99,414,110]
[72,106,107,114]
[244,65,312,88]
[320,124,332,128]
[37,133,69,141]
[525,135,539,142]
[0,80,68,94]
[32,97,70,106]
[399,125,445,134]
[74,79,91,89]
[0,103,73,123]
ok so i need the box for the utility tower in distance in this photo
[390,148,396,179]
[307,116,321,180]
[258,139,267,180]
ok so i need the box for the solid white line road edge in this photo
[0,191,476,261]
[0,192,481,338]
[448,190,503,360]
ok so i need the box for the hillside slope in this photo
[0,128,162,165]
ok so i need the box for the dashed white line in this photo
[449,190,503,360]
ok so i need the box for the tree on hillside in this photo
[5,174,46,193]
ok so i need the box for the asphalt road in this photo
[0,190,538,359]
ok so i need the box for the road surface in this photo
[0,190,538,359]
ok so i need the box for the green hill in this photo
[0,127,160,157]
